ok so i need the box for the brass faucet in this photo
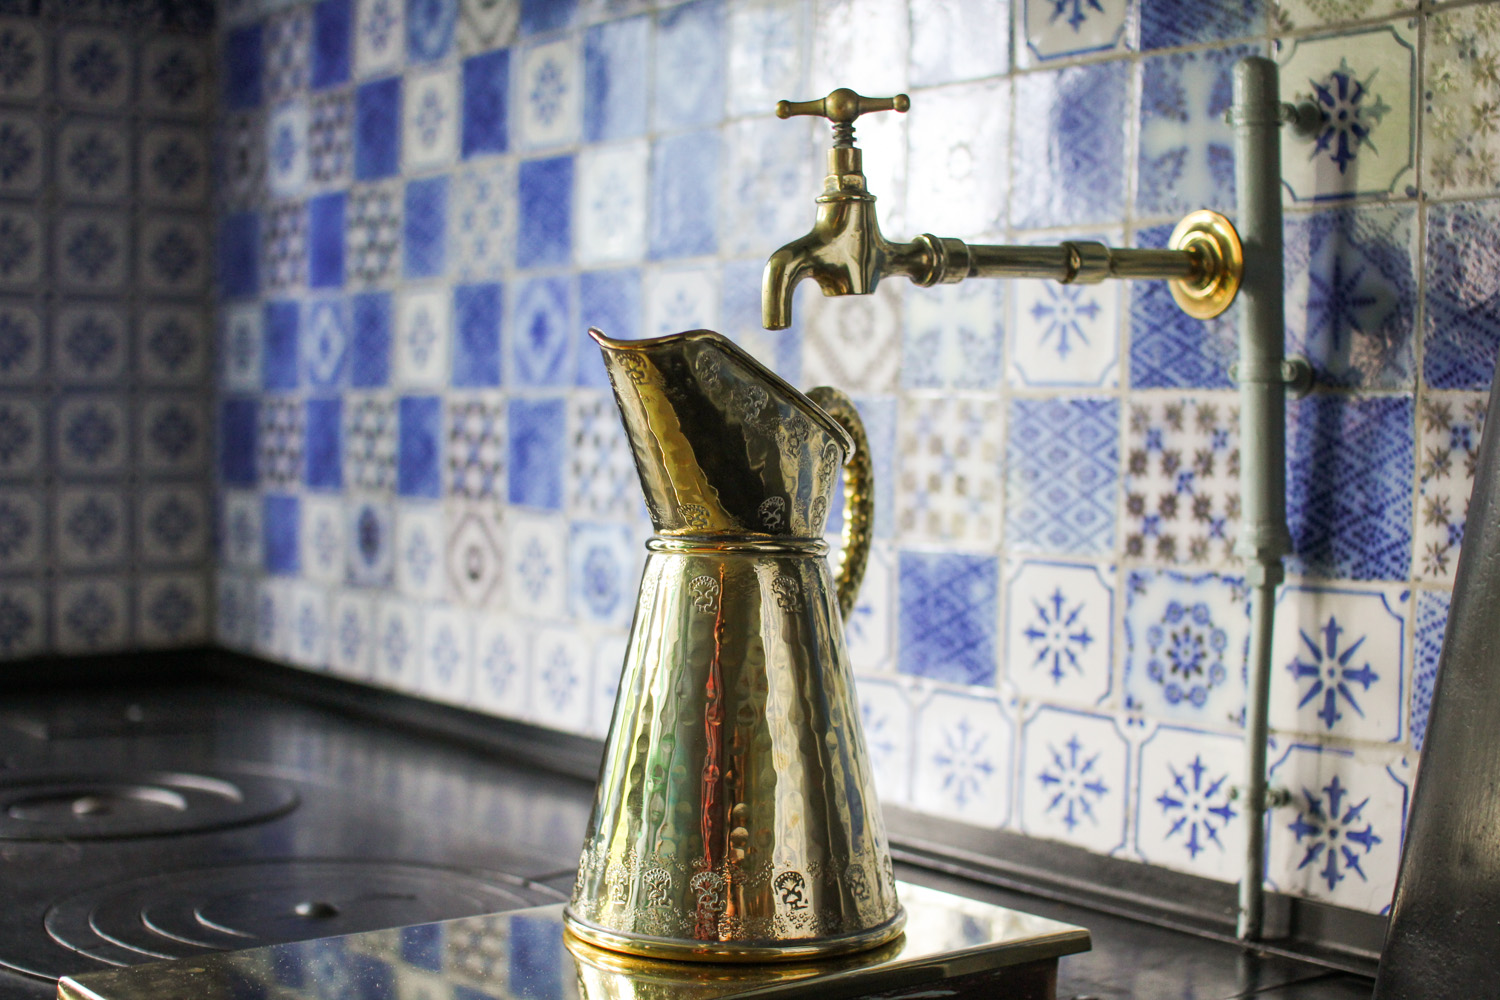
[762,88,1245,330]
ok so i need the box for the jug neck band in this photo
[647,536,829,556]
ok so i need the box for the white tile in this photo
[395,502,446,601]
[726,0,805,117]
[845,541,895,673]
[394,287,451,388]
[1009,242,1122,388]
[906,78,1009,240]
[1135,724,1244,882]
[474,615,530,718]
[403,68,459,173]
[645,265,720,338]
[286,581,330,668]
[1005,559,1114,707]
[301,496,345,585]
[255,576,293,661]
[529,625,592,732]
[506,512,568,619]
[422,605,474,705]
[896,396,1003,549]
[267,100,309,197]
[912,689,1013,826]
[1018,706,1128,854]
[329,589,377,680]
[856,675,915,808]
[215,571,255,651]
[574,140,648,266]
[374,597,422,691]
[517,37,581,150]
[221,303,263,392]
[590,632,627,738]
[356,0,405,78]
[446,504,505,608]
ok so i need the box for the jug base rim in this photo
[561,906,907,964]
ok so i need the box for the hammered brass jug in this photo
[564,328,903,963]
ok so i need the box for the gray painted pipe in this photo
[1230,56,1293,943]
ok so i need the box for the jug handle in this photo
[807,386,872,622]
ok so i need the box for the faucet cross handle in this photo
[777,88,909,146]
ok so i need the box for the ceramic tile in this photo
[222,115,270,212]
[445,502,504,606]
[258,396,303,488]
[1139,0,1260,50]
[459,0,519,55]
[137,485,205,567]
[1019,706,1128,853]
[1129,226,1237,390]
[529,625,592,730]
[261,201,308,293]
[0,18,47,104]
[897,550,999,686]
[1283,204,1416,390]
[452,161,515,281]
[397,395,444,498]
[0,300,41,387]
[649,130,720,260]
[252,576,292,660]
[329,589,377,679]
[54,304,128,385]
[1410,588,1446,754]
[1018,0,1128,66]
[720,259,804,384]
[1005,559,1114,705]
[511,276,574,386]
[396,501,445,599]
[0,112,43,199]
[908,0,1009,87]
[1286,394,1413,581]
[347,497,396,585]
[1123,395,1240,566]
[853,676,914,806]
[0,208,42,291]
[55,487,125,569]
[55,575,129,653]
[913,689,1012,825]
[263,300,301,390]
[1415,392,1485,582]
[374,596,422,689]
[809,0,907,96]
[1423,198,1500,390]
[0,579,44,659]
[567,521,636,627]
[721,116,816,258]
[350,293,394,387]
[1134,724,1244,881]
[403,67,459,173]
[57,210,129,293]
[345,393,397,493]
[139,572,208,648]
[408,0,458,63]
[518,37,580,149]
[140,216,210,295]
[590,633,627,738]
[301,495,346,583]
[58,118,130,203]
[403,177,449,279]
[644,265,719,337]
[516,155,573,267]
[219,400,259,487]
[219,211,262,298]
[653,0,726,132]
[0,490,42,574]
[216,572,256,652]
[305,396,345,489]
[577,268,641,387]
[286,581,329,666]
[141,126,211,207]
[581,15,647,143]
[264,493,302,575]
[1006,397,1117,555]
[1123,568,1250,728]
[1270,583,1407,743]
[311,0,353,89]
[355,77,403,180]
[143,35,211,116]
[267,100,312,199]
[139,396,208,474]
[452,283,502,387]
[473,614,529,715]
[60,28,132,110]
[1011,62,1127,229]
[357,0,405,78]
[304,298,349,388]
[575,140,649,265]
[507,511,568,618]
[509,397,565,509]
[422,605,473,704]
[1265,743,1410,914]
[1275,23,1416,204]
[266,8,312,101]
[907,79,1008,240]
[568,392,639,521]
[57,394,128,478]
[897,396,1002,548]
[1422,6,1500,198]
[394,287,450,387]
[1273,0,1409,31]
[521,0,578,36]
[140,304,207,386]
[800,280,902,393]
[1136,47,1250,219]
[0,397,42,480]
[1013,271,1121,389]
[726,0,803,118]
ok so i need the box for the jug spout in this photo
[590,328,854,538]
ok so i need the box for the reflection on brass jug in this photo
[564,328,903,963]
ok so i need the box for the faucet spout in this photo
[761,233,824,331]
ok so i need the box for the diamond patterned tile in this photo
[1006,396,1118,556]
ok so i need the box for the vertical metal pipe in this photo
[1231,56,1293,943]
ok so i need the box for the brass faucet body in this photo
[762,90,1245,330]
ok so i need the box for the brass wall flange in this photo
[1167,209,1244,320]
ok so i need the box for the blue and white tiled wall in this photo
[210,0,1500,916]
[0,1,216,657]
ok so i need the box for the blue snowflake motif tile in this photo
[461,49,509,159]
[1009,254,1121,387]
[0,489,41,573]
[55,577,128,654]
[517,155,573,268]
[1019,706,1128,853]
[520,0,578,36]
[897,550,998,687]
[1123,568,1250,727]
[511,276,574,387]
[0,208,42,290]
[0,582,42,659]
[530,626,592,729]
[649,131,719,260]
[577,268,641,389]
[264,493,301,575]
[1004,559,1114,706]
[567,522,635,627]
[901,282,1003,391]
[219,399,258,487]
[1006,396,1118,555]
[56,487,126,569]
[1138,0,1260,50]
[396,503,444,600]
[55,305,127,384]
[403,176,448,280]
[1266,743,1409,913]
[1129,224,1236,390]
[474,615,528,715]
[1283,205,1416,389]
[518,37,580,149]
[348,499,395,587]
[1286,394,1413,581]
[0,301,41,385]
[1424,199,1500,390]
[1276,25,1416,203]
[508,397,565,510]
[453,283,502,388]
[583,15,648,142]
[219,212,261,300]
[0,112,42,198]
[422,606,474,705]
[912,689,1012,825]
[653,0,725,132]
[312,0,353,89]
[1135,725,1244,881]
[1013,62,1127,228]
[222,25,263,111]
[852,676,913,806]
[1019,0,1127,66]
[1269,584,1407,742]
[507,512,568,619]
[350,293,393,388]
[407,0,457,63]
[397,395,443,498]
[1411,589,1447,754]
[354,77,402,181]
[1136,47,1250,218]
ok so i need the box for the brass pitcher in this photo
[564,328,902,963]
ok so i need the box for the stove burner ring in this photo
[41,861,566,972]
[0,771,298,840]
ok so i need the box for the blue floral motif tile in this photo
[1129,225,1237,390]
[284,581,329,668]
[453,161,515,280]
[518,37,580,149]
[517,155,573,268]
[1138,0,1260,50]
[421,605,473,704]
[521,0,578,36]
[1276,24,1416,204]
[1019,706,1128,853]
[57,394,128,477]
[345,394,396,493]
[55,576,128,653]
[529,626,592,729]
[219,399,259,486]
[1011,62,1127,229]
[375,597,421,689]
[139,486,207,567]
[348,499,395,586]
[141,126,210,207]
[1424,199,1500,390]
[312,0,353,89]
[141,305,207,387]
[649,131,719,260]
[1134,724,1244,881]
[1004,559,1114,705]
[1009,252,1122,388]
[506,512,568,619]
[328,590,374,677]
[1123,568,1250,728]
[54,304,127,384]
[1265,743,1410,914]
[404,68,459,172]
[1286,394,1413,581]
[58,119,130,202]
[452,283,502,388]
[511,276,574,387]
[1006,397,1118,555]
[1411,589,1447,754]
[140,571,205,650]
[1284,205,1416,390]
[1136,47,1250,219]
[142,36,211,117]
[57,211,129,293]
[265,9,312,103]
[1019,0,1127,65]
[264,493,302,574]
[583,15,648,142]
[1270,584,1408,743]
[357,0,406,78]
[396,502,445,600]
[0,207,40,291]
[575,140,648,266]
[474,614,528,713]
[394,288,450,387]
[897,550,998,687]
[300,496,345,584]
[354,77,402,180]
[223,25,264,111]
[853,676,914,807]
[403,176,448,279]
[577,268,641,388]
[140,397,208,474]
[508,397,565,510]
[461,49,509,158]
[913,689,1012,825]
[0,397,41,479]
[59,489,124,568]
[567,521,635,627]
[0,19,45,104]
[568,393,638,521]
[653,0,725,132]
[140,217,208,296]
[350,293,393,387]
[645,265,718,338]
[407,0,457,62]
[219,212,261,300]
[397,395,443,498]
